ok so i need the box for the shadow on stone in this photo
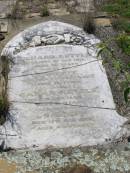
[0,33,5,41]
[0,56,9,125]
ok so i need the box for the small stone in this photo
[64,34,71,43]
[31,36,41,46]
[0,21,8,33]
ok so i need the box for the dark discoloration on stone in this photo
[63,164,94,173]
[0,33,5,41]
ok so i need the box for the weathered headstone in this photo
[0,21,127,150]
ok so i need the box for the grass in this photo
[116,33,130,55]
[112,18,130,33]
[99,0,130,104]
[102,0,130,57]
[102,0,130,18]
[0,56,9,125]
[40,5,49,17]
[0,96,9,125]
[103,4,121,14]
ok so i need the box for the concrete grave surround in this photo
[0,21,128,150]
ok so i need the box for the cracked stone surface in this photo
[0,21,127,150]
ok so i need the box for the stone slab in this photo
[9,46,115,109]
[0,45,127,149]
[0,21,127,150]
[1,103,126,149]
[94,18,111,27]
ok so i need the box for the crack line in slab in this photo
[0,133,17,136]
[9,59,102,79]
[10,101,115,111]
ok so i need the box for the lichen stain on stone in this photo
[0,159,17,173]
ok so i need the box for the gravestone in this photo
[0,21,127,150]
